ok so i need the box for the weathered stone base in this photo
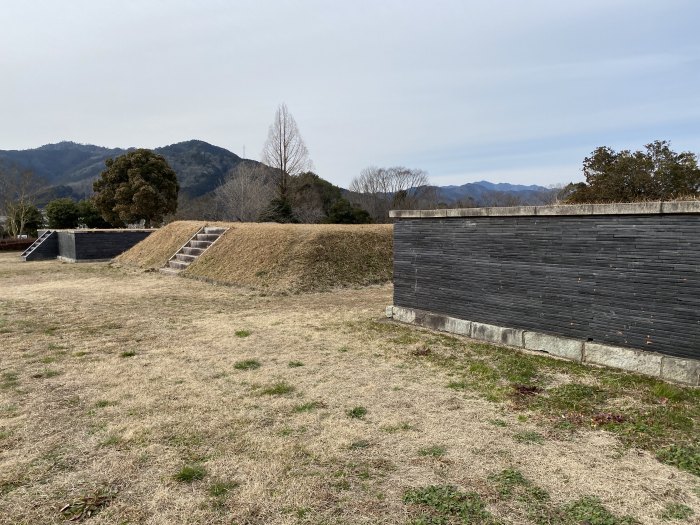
[387,306,700,386]
[57,256,112,263]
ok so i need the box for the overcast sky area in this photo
[2,1,699,188]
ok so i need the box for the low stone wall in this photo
[389,201,700,385]
[29,229,154,262]
[57,229,154,261]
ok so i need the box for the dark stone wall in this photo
[23,232,58,260]
[393,215,700,360]
[58,231,152,260]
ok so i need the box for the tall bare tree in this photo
[213,163,276,221]
[0,161,43,237]
[260,103,312,200]
[349,166,434,222]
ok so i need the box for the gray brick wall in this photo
[69,231,152,260]
[393,215,700,360]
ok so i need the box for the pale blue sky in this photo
[1,0,699,187]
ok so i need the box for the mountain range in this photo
[0,140,558,207]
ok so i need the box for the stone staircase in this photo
[21,230,58,261]
[160,226,227,276]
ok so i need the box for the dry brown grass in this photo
[114,220,204,269]
[185,223,393,292]
[0,253,698,525]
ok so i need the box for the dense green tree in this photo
[566,141,700,203]
[93,149,179,227]
[45,198,80,228]
[325,198,372,224]
[291,172,342,212]
[77,199,111,228]
[258,197,298,223]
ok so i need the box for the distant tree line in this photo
[6,104,695,239]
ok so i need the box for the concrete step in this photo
[168,260,190,270]
[195,233,219,242]
[204,227,226,235]
[182,247,205,256]
[189,240,212,249]
[175,253,196,263]
[159,267,181,276]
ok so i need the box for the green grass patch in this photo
[418,445,447,458]
[260,381,295,396]
[175,464,206,483]
[489,469,639,524]
[533,383,607,413]
[661,502,694,521]
[293,401,324,413]
[346,406,367,419]
[562,496,639,524]
[1,371,19,390]
[288,360,304,368]
[234,330,251,338]
[490,468,550,507]
[234,359,261,370]
[513,431,544,445]
[381,422,414,433]
[656,445,700,477]
[403,485,494,524]
[31,368,61,379]
[208,481,238,497]
[651,383,690,403]
[100,434,121,447]
[120,350,136,358]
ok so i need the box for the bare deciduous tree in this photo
[0,161,43,237]
[348,166,434,222]
[261,103,312,200]
[213,163,276,222]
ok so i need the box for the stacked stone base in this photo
[386,306,700,387]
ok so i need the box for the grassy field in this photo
[0,253,698,524]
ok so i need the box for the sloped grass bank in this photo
[184,223,392,292]
[116,221,393,293]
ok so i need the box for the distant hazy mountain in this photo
[0,140,558,208]
[433,180,557,207]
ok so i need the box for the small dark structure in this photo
[22,229,154,262]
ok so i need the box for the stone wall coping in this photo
[389,200,700,218]
[41,229,157,233]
